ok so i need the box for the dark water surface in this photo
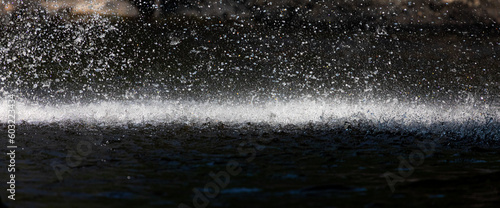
[8,123,500,207]
[1,16,500,207]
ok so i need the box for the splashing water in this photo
[1,10,499,142]
[2,3,500,208]
[0,98,498,140]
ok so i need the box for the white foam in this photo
[1,99,498,129]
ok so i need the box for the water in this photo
[1,9,500,208]
[2,16,499,105]
[1,99,499,141]
[1,15,499,139]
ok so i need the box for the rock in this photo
[0,0,16,15]
[43,0,139,17]
[2,0,138,17]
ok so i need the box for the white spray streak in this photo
[1,99,498,128]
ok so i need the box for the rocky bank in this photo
[1,0,499,26]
